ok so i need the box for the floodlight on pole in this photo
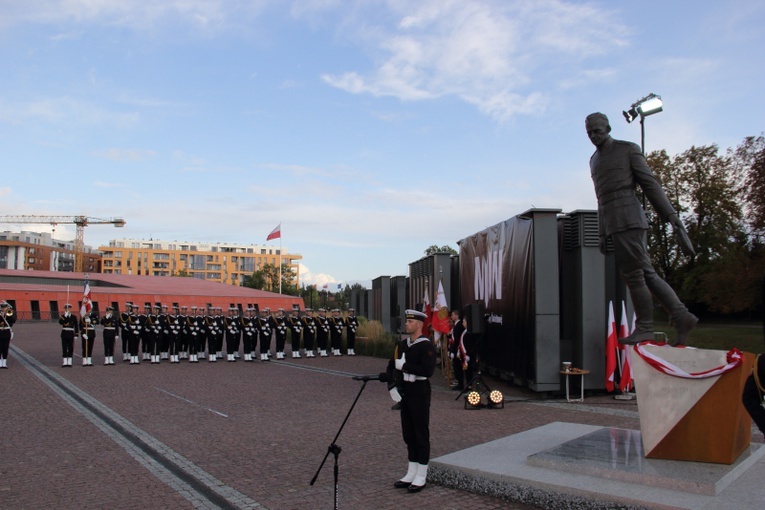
[622,92,663,155]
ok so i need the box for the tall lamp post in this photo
[623,93,664,206]
[622,92,664,155]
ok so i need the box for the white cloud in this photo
[321,0,628,122]
[298,262,338,287]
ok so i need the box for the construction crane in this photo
[0,215,126,272]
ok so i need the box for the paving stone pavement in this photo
[1,322,693,510]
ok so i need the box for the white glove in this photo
[82,334,87,339]
[395,353,406,371]
[389,388,402,403]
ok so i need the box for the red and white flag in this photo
[605,301,617,392]
[80,277,92,317]
[267,223,281,241]
[422,289,432,336]
[431,280,451,334]
[617,301,634,392]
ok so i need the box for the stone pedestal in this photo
[631,345,754,464]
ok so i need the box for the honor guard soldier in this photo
[224,307,241,362]
[258,307,273,361]
[315,308,330,357]
[329,308,344,356]
[167,305,183,363]
[0,301,17,368]
[59,304,79,367]
[287,308,303,359]
[345,308,358,356]
[80,311,96,366]
[252,307,261,360]
[205,307,217,362]
[240,308,257,362]
[390,309,436,493]
[273,308,289,360]
[301,308,317,358]
[186,306,201,363]
[214,307,226,360]
[100,306,118,365]
[119,303,132,362]
[128,304,144,364]
[178,306,190,360]
[159,304,170,360]
[146,305,162,364]
[140,305,151,361]
[196,306,208,359]
[205,307,221,362]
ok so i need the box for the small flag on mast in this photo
[267,223,281,241]
[605,301,617,392]
[431,280,451,334]
[80,276,92,317]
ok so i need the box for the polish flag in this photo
[618,302,634,392]
[267,224,281,241]
[422,289,432,335]
[431,280,451,334]
[605,301,617,392]
[80,277,92,317]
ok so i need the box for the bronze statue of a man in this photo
[586,112,697,346]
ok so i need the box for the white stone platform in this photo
[429,422,765,510]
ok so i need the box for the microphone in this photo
[352,373,390,382]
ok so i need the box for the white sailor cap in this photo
[405,309,427,322]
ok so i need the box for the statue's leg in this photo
[612,229,656,345]
[621,269,656,344]
[644,272,698,346]
[617,228,698,346]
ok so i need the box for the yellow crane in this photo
[0,215,126,272]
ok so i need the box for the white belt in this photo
[62,327,74,331]
[403,373,427,382]
[104,327,116,330]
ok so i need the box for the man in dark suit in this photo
[586,112,698,346]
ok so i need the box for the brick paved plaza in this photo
[2,322,662,509]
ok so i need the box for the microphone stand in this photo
[310,378,369,509]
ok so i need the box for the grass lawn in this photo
[654,322,765,354]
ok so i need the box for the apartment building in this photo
[99,238,301,287]
[0,230,101,272]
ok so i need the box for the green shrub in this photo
[353,319,397,358]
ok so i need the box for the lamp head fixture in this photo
[623,93,663,123]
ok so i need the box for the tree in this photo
[730,134,765,241]
[424,244,457,256]
[171,269,193,277]
[644,140,764,315]
[242,263,299,295]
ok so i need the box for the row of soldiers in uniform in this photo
[58,302,359,367]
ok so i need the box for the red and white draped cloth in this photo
[633,342,743,379]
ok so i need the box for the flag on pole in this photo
[617,301,634,392]
[80,276,92,317]
[267,223,281,241]
[605,301,617,392]
[422,289,432,335]
[431,280,451,334]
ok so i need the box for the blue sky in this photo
[1,0,763,288]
